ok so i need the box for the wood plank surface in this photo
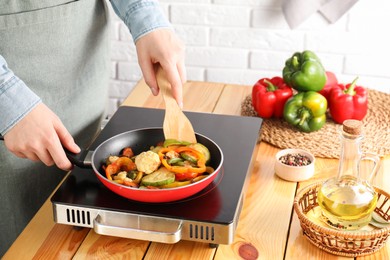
[121,79,155,108]
[121,80,225,113]
[145,241,215,260]
[214,84,297,259]
[216,142,296,260]
[213,83,252,116]
[73,231,150,260]
[3,200,57,260]
[181,81,225,113]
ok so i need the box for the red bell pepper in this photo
[121,147,134,158]
[251,77,293,118]
[328,77,368,124]
[318,71,338,101]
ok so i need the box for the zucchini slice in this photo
[189,143,211,163]
[141,167,175,187]
[163,139,191,147]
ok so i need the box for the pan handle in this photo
[94,212,182,244]
[0,134,92,168]
[64,147,93,168]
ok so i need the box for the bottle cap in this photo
[343,119,362,135]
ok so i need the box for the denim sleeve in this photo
[110,0,172,42]
[0,55,41,135]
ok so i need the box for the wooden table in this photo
[4,80,390,259]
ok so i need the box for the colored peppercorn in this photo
[279,153,312,166]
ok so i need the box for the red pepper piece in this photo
[251,77,293,118]
[328,77,368,124]
[174,172,199,181]
[121,147,134,158]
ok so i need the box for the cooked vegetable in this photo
[328,77,368,124]
[135,151,161,174]
[121,147,134,158]
[189,143,211,163]
[283,50,326,92]
[163,139,191,147]
[173,171,199,181]
[141,167,175,186]
[159,147,206,175]
[251,76,293,118]
[106,155,119,165]
[180,151,198,164]
[133,171,144,184]
[150,145,162,153]
[283,91,328,132]
[105,157,136,180]
[168,157,183,165]
[161,175,208,188]
[103,140,214,189]
[161,180,191,188]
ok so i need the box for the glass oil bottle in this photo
[317,119,380,230]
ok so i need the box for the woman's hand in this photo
[3,103,80,171]
[136,28,186,108]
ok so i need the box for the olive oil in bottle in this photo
[318,175,377,229]
[318,120,380,230]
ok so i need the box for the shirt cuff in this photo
[110,0,172,42]
[0,75,41,135]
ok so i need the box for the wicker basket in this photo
[293,182,390,257]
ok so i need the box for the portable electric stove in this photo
[51,106,262,246]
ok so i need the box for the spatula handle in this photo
[155,65,197,143]
[156,66,178,107]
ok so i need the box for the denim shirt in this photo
[0,0,171,135]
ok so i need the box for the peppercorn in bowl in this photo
[275,148,315,182]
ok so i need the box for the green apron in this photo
[0,0,110,255]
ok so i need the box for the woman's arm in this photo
[0,55,80,170]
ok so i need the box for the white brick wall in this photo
[108,0,390,117]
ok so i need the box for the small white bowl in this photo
[274,148,315,182]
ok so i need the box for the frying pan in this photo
[1,128,224,203]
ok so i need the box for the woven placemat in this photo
[241,89,390,158]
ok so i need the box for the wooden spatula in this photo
[156,66,197,143]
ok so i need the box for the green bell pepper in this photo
[283,91,328,132]
[283,50,326,92]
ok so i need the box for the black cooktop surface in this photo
[51,106,262,225]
